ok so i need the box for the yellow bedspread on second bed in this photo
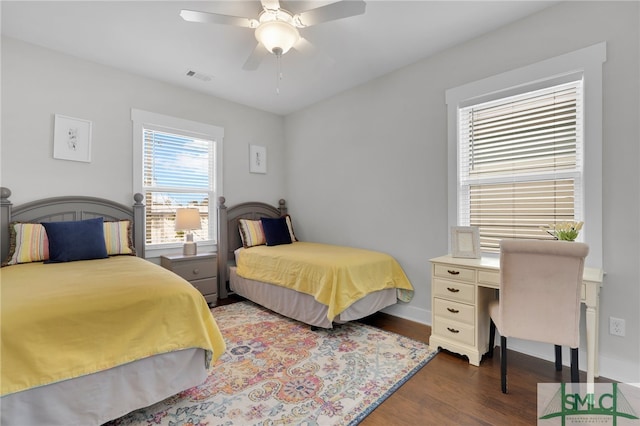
[1,256,226,396]
[236,241,414,321]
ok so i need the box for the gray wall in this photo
[1,37,286,208]
[2,1,638,384]
[284,1,639,383]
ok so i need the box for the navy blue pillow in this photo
[261,217,292,246]
[42,217,108,263]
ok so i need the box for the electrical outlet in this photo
[609,317,625,337]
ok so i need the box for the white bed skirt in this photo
[230,266,397,328]
[1,348,208,426]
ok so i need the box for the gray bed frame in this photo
[0,187,146,262]
[216,196,399,328]
[216,195,287,298]
[0,187,217,425]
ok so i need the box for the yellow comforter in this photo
[0,256,226,396]
[236,242,414,321]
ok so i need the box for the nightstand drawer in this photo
[433,278,475,303]
[434,264,475,283]
[190,277,217,296]
[434,298,474,325]
[433,318,475,346]
[172,260,216,281]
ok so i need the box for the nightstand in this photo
[161,252,217,306]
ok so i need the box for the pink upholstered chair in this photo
[488,239,589,393]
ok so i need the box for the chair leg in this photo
[500,336,507,393]
[570,347,579,383]
[555,345,562,371]
[488,319,496,358]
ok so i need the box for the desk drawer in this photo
[433,278,475,303]
[478,270,499,286]
[434,318,475,346]
[434,298,474,325]
[434,264,475,283]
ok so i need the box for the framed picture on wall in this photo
[249,144,267,174]
[53,114,92,163]
[451,226,480,258]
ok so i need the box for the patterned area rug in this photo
[109,301,437,425]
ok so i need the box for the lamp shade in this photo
[175,208,201,231]
[255,20,299,55]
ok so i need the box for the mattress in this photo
[230,267,398,329]
[0,255,226,425]
[235,241,414,322]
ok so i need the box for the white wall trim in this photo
[381,304,431,327]
[446,42,606,269]
[130,108,224,259]
[505,338,635,384]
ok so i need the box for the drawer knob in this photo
[447,269,460,275]
[447,287,460,293]
[447,327,460,334]
[193,268,200,275]
[447,307,460,314]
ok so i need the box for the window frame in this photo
[132,109,224,258]
[459,79,584,252]
[446,43,606,268]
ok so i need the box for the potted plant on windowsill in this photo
[541,221,584,241]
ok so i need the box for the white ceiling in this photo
[2,1,558,115]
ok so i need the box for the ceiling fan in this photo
[180,0,366,70]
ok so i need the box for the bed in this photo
[217,196,414,329]
[0,187,226,426]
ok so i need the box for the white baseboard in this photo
[379,306,638,383]
[380,304,430,326]
[507,339,638,383]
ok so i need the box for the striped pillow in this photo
[5,222,49,265]
[284,214,298,242]
[238,219,266,248]
[103,220,135,256]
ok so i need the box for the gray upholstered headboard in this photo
[0,187,146,261]
[216,196,287,298]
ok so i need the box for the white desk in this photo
[429,255,603,383]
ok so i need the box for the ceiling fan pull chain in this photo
[276,52,283,95]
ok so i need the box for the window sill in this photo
[144,242,217,263]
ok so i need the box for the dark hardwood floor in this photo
[217,296,613,425]
[359,312,614,426]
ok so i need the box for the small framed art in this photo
[249,144,267,174]
[53,114,92,163]
[451,226,480,258]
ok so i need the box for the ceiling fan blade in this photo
[260,0,281,11]
[293,37,316,55]
[294,0,366,27]
[294,37,335,68]
[180,9,256,28]
[242,43,269,71]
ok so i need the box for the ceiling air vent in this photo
[185,70,213,82]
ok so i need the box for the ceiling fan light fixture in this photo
[255,19,299,56]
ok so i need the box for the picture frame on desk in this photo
[451,226,480,258]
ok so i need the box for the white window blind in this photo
[458,80,583,252]
[143,128,214,246]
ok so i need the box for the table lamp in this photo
[175,208,201,255]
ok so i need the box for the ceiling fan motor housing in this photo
[254,10,300,55]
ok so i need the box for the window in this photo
[458,80,583,252]
[446,43,605,265]
[132,109,223,255]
